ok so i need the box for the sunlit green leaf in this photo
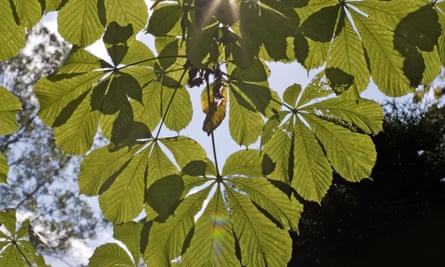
[144,187,212,266]
[78,145,136,196]
[58,0,104,47]
[303,114,375,182]
[147,4,182,36]
[222,150,263,177]
[0,209,16,235]
[226,187,292,267]
[230,177,302,231]
[263,126,292,182]
[182,185,240,267]
[229,89,263,146]
[104,0,148,34]
[0,87,21,135]
[0,0,25,61]
[160,136,207,169]
[89,243,134,267]
[99,148,149,223]
[11,0,42,28]
[114,222,143,262]
[292,119,332,203]
[0,153,8,184]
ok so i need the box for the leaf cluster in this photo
[0,0,445,266]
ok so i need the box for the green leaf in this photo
[11,0,42,28]
[0,209,16,235]
[326,17,370,97]
[0,153,8,184]
[104,0,148,34]
[229,89,263,146]
[263,126,292,182]
[35,71,103,127]
[53,94,100,154]
[58,0,104,47]
[44,0,64,11]
[0,245,29,267]
[160,136,207,169]
[182,186,240,267]
[222,150,264,177]
[147,4,182,36]
[301,4,341,42]
[292,119,332,203]
[229,177,302,231]
[15,241,49,267]
[0,0,25,61]
[304,96,384,135]
[144,186,212,266]
[146,175,185,222]
[99,148,148,223]
[146,143,178,186]
[283,84,302,107]
[350,7,411,96]
[303,114,376,182]
[113,222,143,262]
[226,187,292,267]
[162,88,193,132]
[78,145,136,196]
[89,243,134,267]
[0,87,21,135]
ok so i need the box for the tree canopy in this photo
[0,0,444,266]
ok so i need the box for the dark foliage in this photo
[290,100,445,266]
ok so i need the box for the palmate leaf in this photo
[99,148,148,223]
[292,119,332,202]
[144,186,213,266]
[0,210,48,267]
[182,185,240,267]
[11,0,42,28]
[79,137,207,223]
[229,89,264,146]
[113,222,143,263]
[0,87,21,135]
[35,41,158,154]
[225,186,292,267]
[265,81,382,202]
[326,16,370,98]
[58,0,104,47]
[104,0,148,34]
[0,0,25,61]
[89,243,134,267]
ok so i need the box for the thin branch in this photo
[205,76,221,178]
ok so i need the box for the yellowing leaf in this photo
[201,82,227,134]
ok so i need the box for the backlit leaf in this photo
[0,87,21,135]
[12,0,42,28]
[0,153,8,184]
[0,0,25,61]
[104,0,148,33]
[226,187,292,267]
[182,186,240,267]
[144,187,212,266]
[89,243,134,267]
[58,0,104,47]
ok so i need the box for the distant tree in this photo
[291,98,445,266]
[0,25,104,256]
